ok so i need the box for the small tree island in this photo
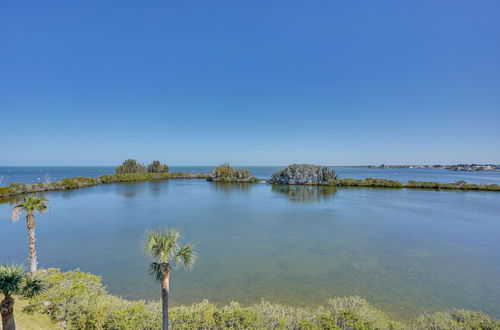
[207,164,259,183]
[269,164,339,185]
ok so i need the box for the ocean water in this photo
[0,179,499,319]
[1,166,500,186]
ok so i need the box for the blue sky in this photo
[1,1,499,166]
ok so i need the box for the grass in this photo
[8,298,59,330]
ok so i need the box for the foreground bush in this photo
[269,164,339,185]
[23,269,499,329]
[208,164,259,183]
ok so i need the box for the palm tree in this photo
[144,229,196,330]
[0,264,45,330]
[11,196,48,274]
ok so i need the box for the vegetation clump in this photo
[406,180,500,191]
[147,160,169,173]
[269,164,339,185]
[338,178,404,188]
[116,159,146,174]
[208,164,259,183]
[23,269,500,330]
[336,178,500,191]
[0,173,209,198]
[0,264,45,330]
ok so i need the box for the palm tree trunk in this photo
[161,271,170,330]
[26,214,37,274]
[0,295,16,330]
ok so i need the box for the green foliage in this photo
[116,159,146,174]
[410,309,500,329]
[269,164,339,185]
[208,164,259,183]
[100,173,170,184]
[60,178,80,189]
[406,180,500,191]
[145,229,196,281]
[0,172,211,198]
[0,186,13,196]
[11,195,48,222]
[0,264,45,298]
[24,269,160,329]
[338,178,404,188]
[147,160,169,173]
[23,269,500,330]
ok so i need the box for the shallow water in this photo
[0,179,499,318]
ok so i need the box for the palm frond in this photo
[11,206,22,222]
[149,262,170,282]
[0,264,25,296]
[175,244,196,270]
[22,275,46,298]
[12,195,48,216]
[145,229,180,263]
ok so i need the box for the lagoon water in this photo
[1,169,500,318]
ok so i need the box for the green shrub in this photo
[0,186,14,196]
[116,159,146,174]
[269,164,339,185]
[338,178,404,188]
[410,309,500,329]
[208,164,259,183]
[147,160,169,173]
[24,269,500,330]
[60,178,80,189]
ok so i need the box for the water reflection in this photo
[148,181,167,197]
[271,184,336,203]
[116,183,145,199]
[209,182,254,194]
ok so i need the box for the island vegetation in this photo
[207,164,259,183]
[116,159,146,174]
[269,164,339,185]
[337,178,500,191]
[268,164,500,191]
[2,162,500,199]
[147,160,169,173]
[116,159,169,174]
[0,172,209,198]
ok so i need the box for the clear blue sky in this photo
[1,1,499,166]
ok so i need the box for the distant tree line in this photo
[116,159,169,174]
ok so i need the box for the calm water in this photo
[0,179,499,319]
[2,166,500,186]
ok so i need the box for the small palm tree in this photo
[145,229,196,330]
[0,264,45,330]
[11,196,48,274]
